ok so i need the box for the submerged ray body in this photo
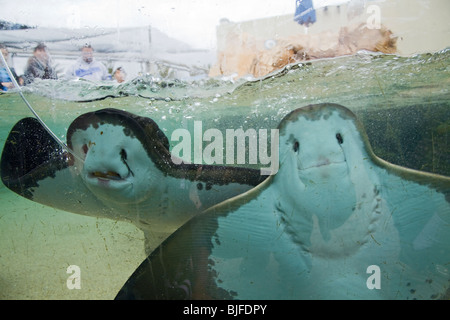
[116,103,450,300]
[0,108,266,249]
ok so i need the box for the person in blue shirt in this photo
[0,44,21,91]
[66,44,110,81]
[294,0,317,26]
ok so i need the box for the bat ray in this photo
[0,108,266,250]
[116,103,450,300]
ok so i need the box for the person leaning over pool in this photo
[66,44,111,81]
[0,44,23,91]
[23,43,58,85]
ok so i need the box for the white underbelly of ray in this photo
[329,167,396,246]
[305,164,405,299]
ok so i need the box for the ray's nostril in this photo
[120,149,134,177]
[120,149,127,160]
[293,141,300,153]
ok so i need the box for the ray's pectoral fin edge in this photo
[0,117,68,199]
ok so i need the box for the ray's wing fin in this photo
[1,117,110,216]
[1,117,66,198]
[115,179,287,300]
[379,164,450,258]
[115,209,228,300]
[377,164,450,299]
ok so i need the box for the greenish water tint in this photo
[0,49,449,299]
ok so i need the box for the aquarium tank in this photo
[0,0,449,301]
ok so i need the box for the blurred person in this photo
[113,67,126,83]
[23,43,58,84]
[0,44,22,91]
[66,44,110,81]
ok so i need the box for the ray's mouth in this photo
[89,171,124,181]
[312,159,333,168]
[301,159,346,171]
